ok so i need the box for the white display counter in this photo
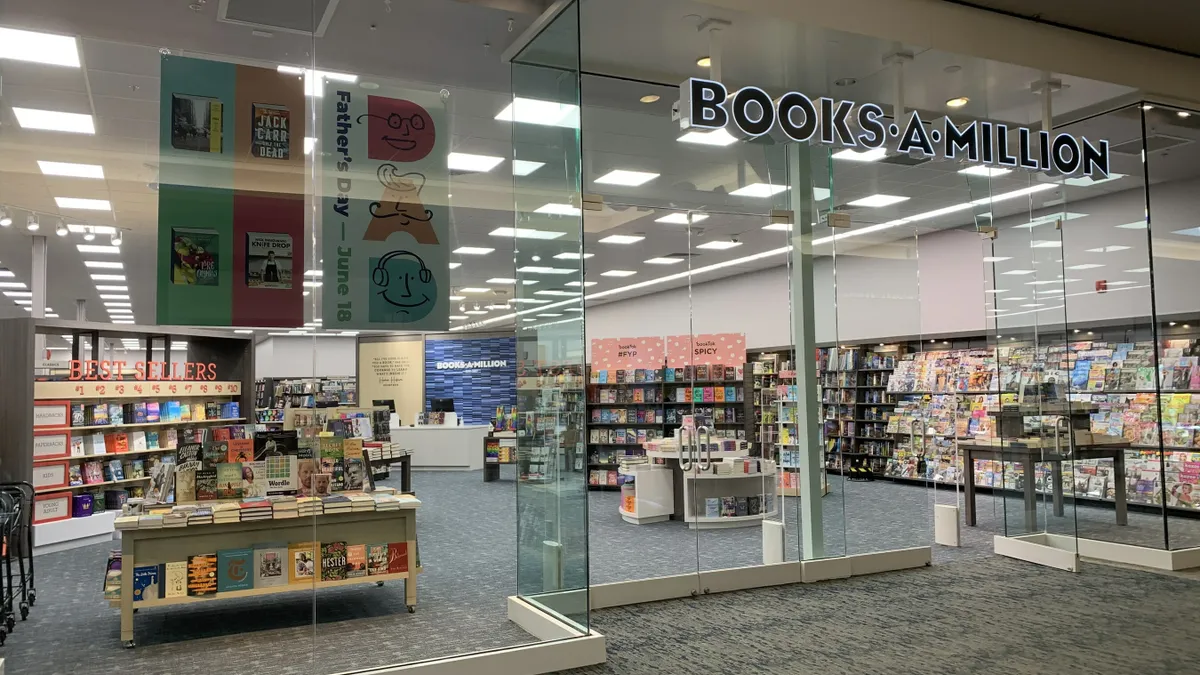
[391,423,491,471]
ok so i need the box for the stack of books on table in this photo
[115,515,140,530]
[239,498,273,522]
[371,493,400,511]
[137,514,164,529]
[321,494,353,515]
[347,492,375,512]
[270,496,299,519]
[188,507,213,526]
[212,502,242,524]
[162,509,189,528]
[298,496,323,517]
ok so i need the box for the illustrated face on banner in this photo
[369,250,437,322]
[364,166,439,244]
[359,96,436,162]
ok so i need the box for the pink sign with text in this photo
[666,333,746,366]
[591,337,665,370]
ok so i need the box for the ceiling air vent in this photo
[880,153,933,167]
[1110,133,1191,156]
[218,0,341,37]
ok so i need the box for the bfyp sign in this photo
[681,78,1110,177]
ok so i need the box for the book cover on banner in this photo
[170,228,220,286]
[171,93,223,153]
[250,103,290,160]
[246,232,293,289]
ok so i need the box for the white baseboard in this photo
[699,562,802,594]
[1064,536,1200,571]
[340,631,606,675]
[801,556,851,583]
[590,573,698,610]
[994,534,1079,572]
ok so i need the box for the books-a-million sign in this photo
[681,78,1110,177]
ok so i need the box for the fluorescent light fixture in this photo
[276,66,357,97]
[982,256,1012,262]
[565,281,598,287]
[457,287,491,293]
[0,271,12,278]
[1116,220,1147,230]
[537,313,563,317]
[495,97,580,128]
[1025,279,1079,285]
[304,137,316,155]
[696,240,743,250]
[107,309,133,314]
[984,289,1006,294]
[90,274,125,281]
[12,107,95,134]
[99,294,130,300]
[70,224,115,235]
[1085,245,1131,253]
[44,313,59,318]
[1061,173,1125,187]
[594,169,660,186]
[762,223,792,231]
[522,318,537,322]
[94,285,128,291]
[112,320,135,324]
[970,183,1057,206]
[449,315,470,320]
[464,310,489,315]
[452,247,495,255]
[489,227,564,240]
[534,203,581,217]
[554,252,593,260]
[305,270,323,277]
[84,261,122,268]
[38,161,103,179]
[598,234,645,245]
[1010,212,1089,229]
[1030,240,1062,248]
[487,278,517,284]
[1105,280,1137,287]
[235,329,254,334]
[303,281,322,287]
[1172,226,1200,237]
[449,262,461,269]
[1019,303,1045,308]
[512,160,545,176]
[0,27,80,67]
[105,302,132,307]
[76,244,121,254]
[730,183,788,198]
[485,304,511,310]
[55,197,110,210]
[1038,289,1064,295]
[1126,267,1151,273]
[534,290,581,297]
[832,147,887,162]
[1001,269,1035,275]
[848,194,909,208]
[4,291,32,297]
[600,270,637,277]
[448,295,466,301]
[959,166,1011,177]
[516,266,575,275]
[13,299,31,305]
[677,128,739,146]
[645,257,685,265]
[655,213,708,225]
[448,152,505,172]
[1066,263,1105,270]
[0,282,25,288]
[511,298,551,304]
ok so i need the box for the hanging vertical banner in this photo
[155,55,305,327]
[321,84,449,330]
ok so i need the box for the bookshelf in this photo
[518,366,586,483]
[256,376,357,410]
[817,346,899,481]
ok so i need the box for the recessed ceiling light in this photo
[303,280,322,287]
[1142,104,1154,111]
[99,294,130,300]
[1001,269,1035,275]
[485,304,511,310]
[304,270,323,277]
[276,66,357,97]
[448,262,461,269]
[1126,267,1151,273]
[511,298,551,304]
[645,257,685,265]
[601,270,636,277]
[696,56,711,67]
[0,27,80,67]
[494,97,580,129]
[452,247,495,255]
[0,271,12,278]
[235,329,254,334]
[1019,303,1045,308]
[304,137,316,155]
[654,213,708,225]
[447,152,505,172]
[464,310,489,315]
[55,197,111,211]
[848,194,909,208]
[1172,226,1200,237]
[1038,289,1064,295]
[534,203,581,216]
[534,290,581,297]
[38,161,104,179]
[487,278,517,284]
[517,266,575,274]
[984,289,1007,294]
[4,291,32,298]
[512,160,545,176]
[76,244,121,254]
[449,315,470,320]
[489,227,564,240]
[105,302,132,308]
[12,107,95,134]
[677,128,739,146]
[84,261,123,269]
[982,256,1012,262]
[13,300,32,305]
[1085,245,1131,253]
[1116,220,1148,230]
[1178,111,1191,118]
[598,234,645,245]
[554,252,594,260]
[970,183,1057,206]
[959,166,1011,177]
[762,223,793,231]
[730,183,789,198]
[595,169,660,186]
[111,319,135,324]
[302,291,310,296]
[565,280,598,287]
[1004,297,1029,301]
[1105,280,1137,287]
[946,96,970,108]
[832,147,887,162]
[448,295,466,301]
[458,287,491,293]
[537,313,564,318]
[0,282,26,289]
[522,318,537,322]
[1026,278,1079,285]
[1066,263,1104,270]
[1030,240,1061,248]
[640,94,660,103]
[696,240,743,250]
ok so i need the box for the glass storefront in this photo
[1,0,1199,673]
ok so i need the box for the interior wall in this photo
[253,336,357,379]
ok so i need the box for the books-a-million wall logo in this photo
[320,85,450,331]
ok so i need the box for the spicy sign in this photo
[68,360,220,382]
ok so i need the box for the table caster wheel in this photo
[407,605,416,614]
[19,603,28,620]
[123,640,136,649]
[376,581,386,587]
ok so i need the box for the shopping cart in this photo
[0,483,36,644]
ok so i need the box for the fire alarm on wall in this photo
[1096,280,1108,293]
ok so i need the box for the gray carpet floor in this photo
[7,468,1200,674]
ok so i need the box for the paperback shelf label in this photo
[321,84,450,330]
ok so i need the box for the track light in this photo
[111,230,123,246]
[459,303,465,312]
[0,210,10,227]
[55,219,68,236]
[26,215,39,232]
[83,226,95,242]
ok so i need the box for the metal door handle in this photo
[1054,415,1072,458]
[697,425,713,471]
[679,426,693,471]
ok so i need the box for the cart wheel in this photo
[19,603,27,621]
[407,605,416,613]
[6,616,15,632]
[376,581,385,587]
[27,591,34,607]
[0,630,7,646]
[123,640,136,649]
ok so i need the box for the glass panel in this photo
[511,0,590,629]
